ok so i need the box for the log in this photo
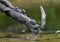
[0,0,26,14]
[0,0,41,34]
[0,0,15,9]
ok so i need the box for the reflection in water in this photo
[31,34,40,40]
[30,40,36,42]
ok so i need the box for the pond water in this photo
[0,32,60,42]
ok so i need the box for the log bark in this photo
[0,0,41,34]
[0,0,26,14]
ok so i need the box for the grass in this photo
[9,0,60,30]
[0,0,60,31]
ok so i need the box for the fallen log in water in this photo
[0,0,41,33]
[0,0,41,34]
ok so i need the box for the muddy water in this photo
[0,33,40,42]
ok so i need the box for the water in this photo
[40,6,46,28]
[30,40,36,42]
[32,34,40,40]
[30,34,40,42]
